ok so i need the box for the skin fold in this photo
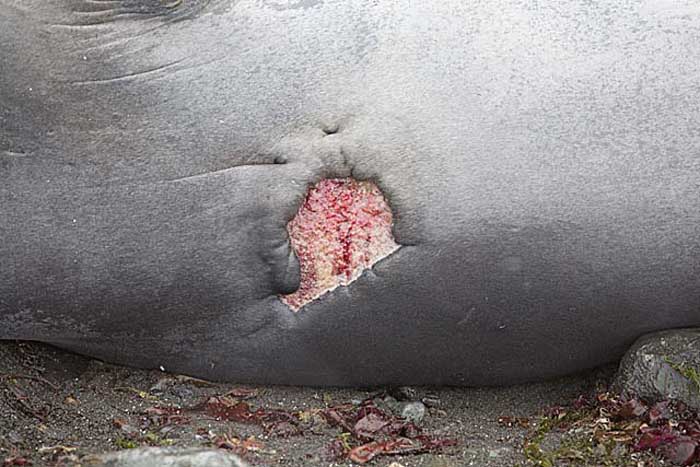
[1,0,699,386]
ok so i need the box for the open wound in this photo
[280,178,400,311]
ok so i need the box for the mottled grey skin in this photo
[1,0,699,386]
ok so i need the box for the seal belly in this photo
[1,0,699,385]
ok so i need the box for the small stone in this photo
[149,377,174,394]
[400,401,427,424]
[615,328,700,409]
[421,394,441,407]
[383,394,399,406]
[374,395,400,415]
[87,447,248,467]
[64,395,78,405]
[7,431,23,444]
[170,385,193,399]
[112,418,138,437]
[393,386,418,400]
[424,456,460,467]
[488,447,512,458]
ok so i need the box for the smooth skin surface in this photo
[1,0,699,385]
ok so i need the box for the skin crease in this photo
[0,0,699,386]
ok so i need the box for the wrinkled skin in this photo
[1,0,699,386]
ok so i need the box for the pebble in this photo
[401,401,427,423]
[615,328,700,409]
[488,447,512,458]
[86,447,248,467]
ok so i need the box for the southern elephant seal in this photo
[1,0,699,385]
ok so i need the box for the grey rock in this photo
[149,377,174,394]
[393,386,418,400]
[421,394,442,408]
[171,385,194,400]
[424,457,460,467]
[615,329,700,409]
[488,447,512,458]
[86,447,248,467]
[400,401,427,424]
[7,431,23,444]
[374,395,400,415]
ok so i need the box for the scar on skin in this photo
[280,178,400,311]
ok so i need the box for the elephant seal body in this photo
[1,0,699,385]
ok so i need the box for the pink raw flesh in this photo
[280,178,400,311]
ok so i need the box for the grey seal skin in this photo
[1,0,699,386]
